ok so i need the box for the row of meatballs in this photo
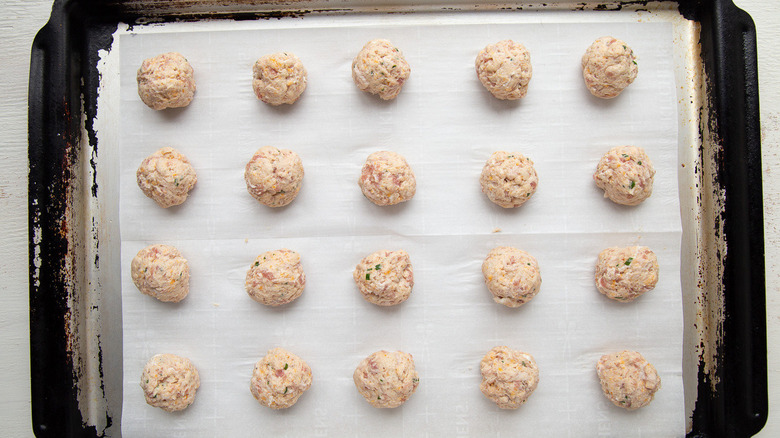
[130,244,659,306]
[136,36,637,111]
[136,144,656,210]
[140,347,660,414]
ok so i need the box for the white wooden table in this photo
[0,0,776,435]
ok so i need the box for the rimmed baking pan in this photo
[28,0,765,436]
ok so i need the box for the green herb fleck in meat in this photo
[629,180,636,189]
[284,363,288,370]
[624,257,634,266]
[366,273,371,281]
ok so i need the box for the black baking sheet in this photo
[28,0,766,437]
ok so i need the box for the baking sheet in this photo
[117,14,683,437]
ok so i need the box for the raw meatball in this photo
[131,244,190,303]
[250,348,313,409]
[597,350,661,410]
[352,39,411,100]
[245,249,305,306]
[593,145,655,206]
[480,346,539,409]
[482,246,541,308]
[252,52,307,105]
[475,40,533,100]
[140,354,200,412]
[358,151,416,206]
[480,151,538,208]
[595,246,659,302]
[353,350,419,408]
[353,250,414,306]
[245,146,304,207]
[136,147,197,208]
[581,36,638,99]
[137,52,196,110]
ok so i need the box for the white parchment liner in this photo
[118,14,683,437]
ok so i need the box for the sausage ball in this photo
[353,250,414,306]
[140,353,200,412]
[352,39,411,100]
[480,151,538,208]
[252,52,307,105]
[131,244,190,303]
[358,151,416,206]
[136,52,196,110]
[595,246,659,302]
[250,348,313,409]
[480,346,539,409]
[593,145,655,206]
[597,350,661,410]
[245,146,304,207]
[581,36,638,99]
[353,350,419,408]
[245,249,306,306]
[475,39,533,100]
[136,147,197,208]
[482,246,541,308]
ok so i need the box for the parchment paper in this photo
[118,13,683,437]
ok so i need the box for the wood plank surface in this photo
[0,0,776,436]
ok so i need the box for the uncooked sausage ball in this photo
[131,244,190,303]
[352,39,411,100]
[245,146,304,207]
[480,151,538,208]
[480,346,539,409]
[595,246,658,302]
[353,350,419,408]
[482,246,541,308]
[353,250,414,306]
[475,40,533,100]
[252,52,307,105]
[358,151,416,206]
[593,145,655,206]
[137,52,196,110]
[597,350,661,410]
[250,348,313,409]
[140,353,200,412]
[136,147,197,208]
[245,249,305,306]
[581,36,638,99]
